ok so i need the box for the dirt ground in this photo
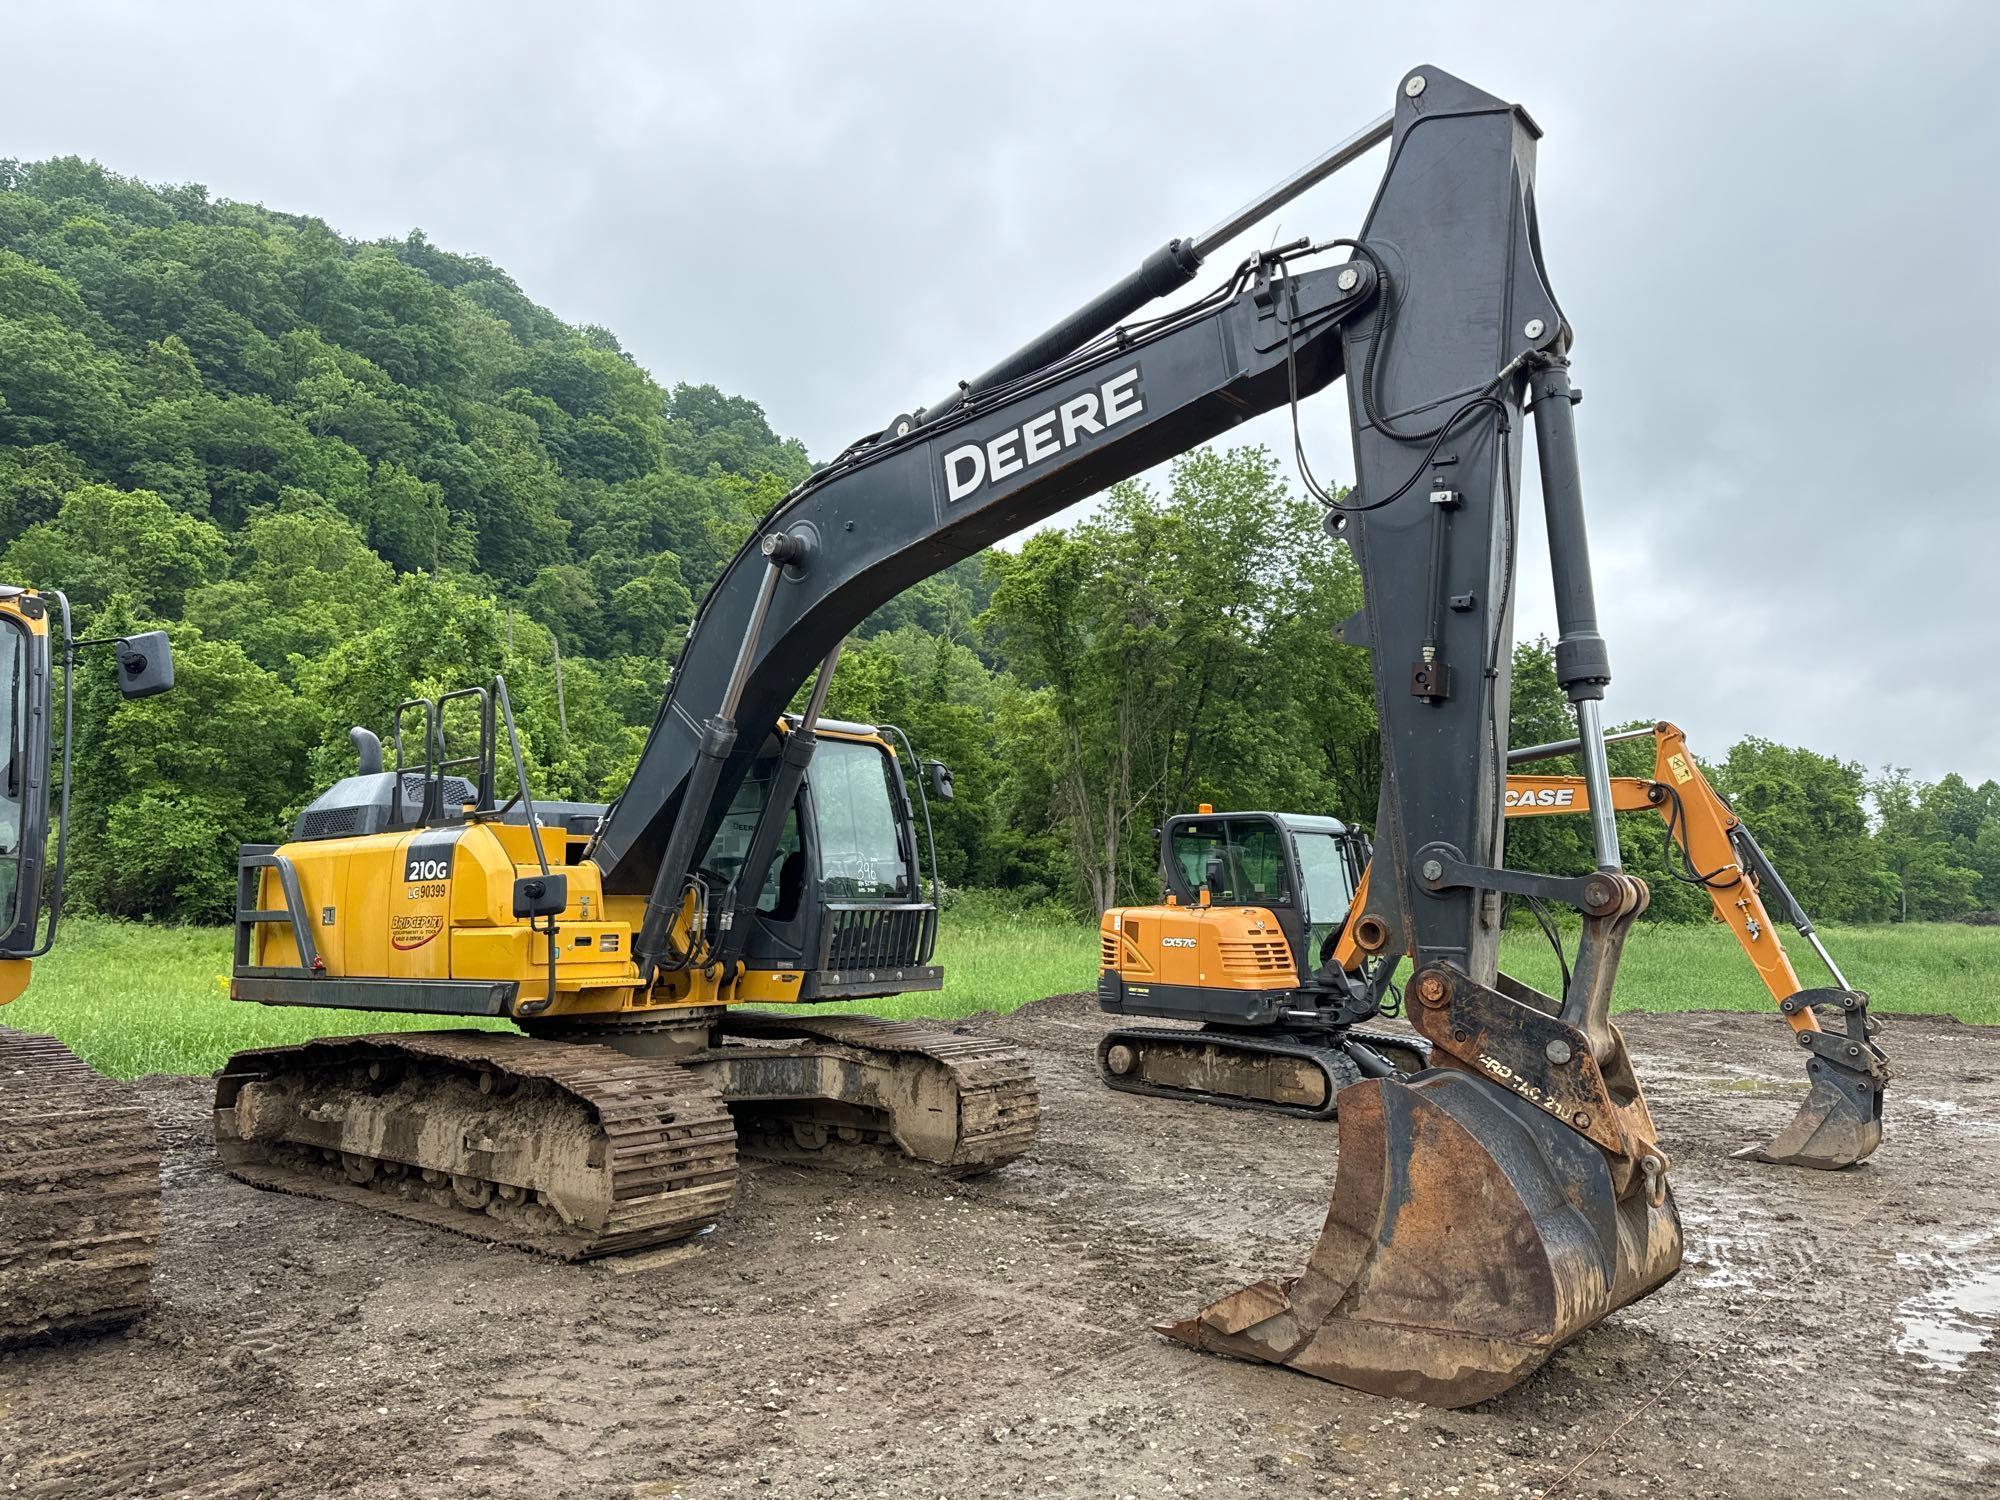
[5,997,1999,1500]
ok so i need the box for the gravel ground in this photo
[5,996,1997,1499]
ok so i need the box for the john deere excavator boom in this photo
[224,65,1679,1406]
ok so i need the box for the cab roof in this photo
[1170,809,1352,837]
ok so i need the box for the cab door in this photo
[1162,814,1308,966]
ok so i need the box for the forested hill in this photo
[1,156,1995,928]
[0,155,981,918]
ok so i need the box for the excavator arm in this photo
[1502,721,1887,1167]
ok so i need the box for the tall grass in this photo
[1,919,511,1079]
[5,904,1993,1080]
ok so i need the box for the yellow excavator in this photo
[0,586,175,1341]
[1098,722,1888,1168]
[206,68,1683,1406]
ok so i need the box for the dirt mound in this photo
[3,1005,1996,1498]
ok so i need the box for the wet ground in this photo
[4,998,1997,1499]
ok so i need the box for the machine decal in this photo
[1504,786,1576,807]
[1162,936,1198,948]
[1667,752,1695,785]
[403,834,459,883]
[390,913,444,951]
[942,365,1146,502]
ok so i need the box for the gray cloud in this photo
[7,1,1997,781]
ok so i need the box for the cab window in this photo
[1291,832,1355,927]
[812,739,911,901]
[1170,817,1291,905]
[701,760,798,916]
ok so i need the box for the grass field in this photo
[5,896,1994,1079]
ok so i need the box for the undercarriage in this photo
[214,1014,1039,1258]
[0,1029,160,1342]
[1096,1025,1431,1119]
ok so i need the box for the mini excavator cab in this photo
[1159,811,1369,980]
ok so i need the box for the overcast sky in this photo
[8,3,1998,784]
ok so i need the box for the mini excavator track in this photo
[0,1028,160,1343]
[214,1032,737,1259]
[1095,1026,1430,1119]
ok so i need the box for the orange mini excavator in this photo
[1098,722,1889,1169]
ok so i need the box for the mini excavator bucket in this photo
[1733,988,1887,1170]
[1737,1072,1881,1170]
[1163,1068,1682,1407]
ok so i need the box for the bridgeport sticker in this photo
[391,913,444,951]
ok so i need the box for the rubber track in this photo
[0,1027,160,1342]
[1339,1026,1435,1073]
[215,1031,737,1260]
[719,1012,1041,1171]
[1097,1027,1365,1120]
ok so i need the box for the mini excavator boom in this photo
[1503,721,1886,1166]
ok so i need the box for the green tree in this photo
[984,446,1372,910]
[1714,739,1893,922]
[2,482,225,616]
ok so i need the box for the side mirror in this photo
[115,631,174,700]
[926,759,954,803]
[1205,854,1227,893]
[513,873,568,919]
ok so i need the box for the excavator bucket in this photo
[1733,1072,1881,1170]
[1161,1070,1683,1407]
[1733,989,1887,1171]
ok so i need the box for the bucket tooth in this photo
[1161,1070,1682,1408]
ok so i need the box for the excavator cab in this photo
[698,717,944,999]
[0,589,173,992]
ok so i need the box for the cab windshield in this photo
[812,739,911,901]
[1292,832,1355,927]
[1169,817,1291,905]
